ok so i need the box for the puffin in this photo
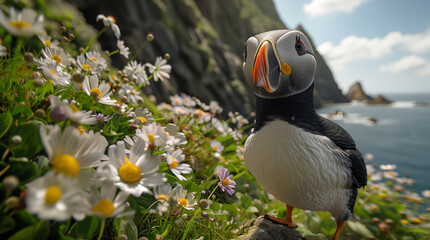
[243,29,367,240]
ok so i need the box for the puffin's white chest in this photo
[244,120,352,216]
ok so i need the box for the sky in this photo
[273,0,430,94]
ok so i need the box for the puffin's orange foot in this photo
[264,214,298,228]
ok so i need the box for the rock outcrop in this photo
[347,81,391,104]
[67,0,349,114]
[237,216,305,240]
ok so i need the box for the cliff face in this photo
[67,0,347,114]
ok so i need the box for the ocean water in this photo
[318,93,430,194]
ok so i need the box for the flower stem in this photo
[207,185,219,201]
[82,27,107,55]
[130,40,148,62]
[96,218,106,240]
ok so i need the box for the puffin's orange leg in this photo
[264,204,298,228]
[332,221,345,240]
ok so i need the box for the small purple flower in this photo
[96,113,112,123]
[218,168,236,195]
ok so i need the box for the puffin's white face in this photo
[243,30,316,99]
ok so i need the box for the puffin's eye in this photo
[243,43,248,62]
[295,41,306,56]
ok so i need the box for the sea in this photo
[317,93,430,195]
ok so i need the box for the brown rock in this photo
[237,216,305,240]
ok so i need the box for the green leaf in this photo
[11,120,43,158]
[69,216,99,239]
[0,112,12,138]
[347,221,374,238]
[34,220,50,240]
[12,104,33,118]
[7,160,39,184]
[113,217,138,240]
[0,216,16,234]
[8,224,36,240]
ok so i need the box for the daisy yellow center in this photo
[221,178,229,187]
[68,104,79,112]
[198,109,204,116]
[90,88,103,99]
[44,40,52,47]
[77,126,85,135]
[52,154,80,178]
[157,194,167,201]
[130,90,135,95]
[92,199,115,218]
[147,133,155,143]
[82,64,92,71]
[118,156,141,183]
[49,69,57,75]
[9,20,32,30]
[178,198,188,207]
[52,55,62,65]
[213,145,218,150]
[137,116,147,124]
[91,57,98,62]
[45,185,62,205]
[169,156,178,169]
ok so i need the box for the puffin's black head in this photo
[243,30,316,99]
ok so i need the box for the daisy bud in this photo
[50,106,67,122]
[149,95,157,103]
[137,97,144,106]
[372,217,380,224]
[61,36,69,42]
[198,199,209,209]
[168,196,178,207]
[68,33,75,40]
[385,219,394,225]
[118,234,128,240]
[146,33,154,42]
[164,53,170,60]
[181,214,188,220]
[122,77,129,83]
[120,95,128,104]
[131,76,137,83]
[2,175,20,191]
[35,109,46,118]
[5,196,20,210]
[155,234,163,240]
[138,238,148,240]
[24,52,34,65]
[79,47,85,53]
[33,78,44,87]
[60,26,67,32]
[378,222,388,232]
[71,71,85,83]
[11,135,22,145]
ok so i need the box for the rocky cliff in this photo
[67,0,347,114]
[347,81,391,104]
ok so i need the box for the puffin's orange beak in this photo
[252,40,291,93]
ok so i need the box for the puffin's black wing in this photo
[316,116,368,188]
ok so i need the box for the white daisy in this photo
[85,51,108,69]
[39,125,108,187]
[87,179,134,219]
[171,185,197,210]
[49,96,97,125]
[83,75,117,105]
[39,62,71,87]
[96,14,121,39]
[152,184,174,213]
[380,164,397,171]
[77,55,103,75]
[0,7,45,37]
[138,122,169,149]
[97,140,166,197]
[0,42,6,56]
[146,56,171,82]
[209,100,223,114]
[119,85,144,105]
[166,149,191,181]
[194,109,212,123]
[130,107,153,126]
[25,171,87,221]
[210,140,224,153]
[170,95,183,106]
[117,40,130,59]
[123,60,148,86]
[164,123,187,147]
[38,35,59,48]
[41,46,74,66]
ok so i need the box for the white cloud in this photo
[379,55,430,76]
[317,29,430,71]
[303,0,369,17]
